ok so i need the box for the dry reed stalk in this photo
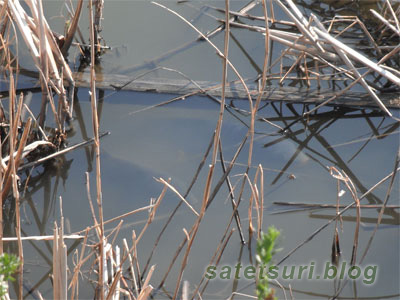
[135,183,167,243]
[330,16,381,55]
[314,27,400,85]
[274,161,398,267]
[36,0,50,129]
[61,0,83,56]
[331,154,400,300]
[228,292,257,300]
[311,15,393,117]
[136,284,152,300]
[245,0,270,190]
[302,45,400,117]
[18,132,109,171]
[205,0,258,40]
[105,268,121,300]
[93,0,104,54]
[272,202,400,209]
[156,178,199,217]
[207,134,248,209]
[329,167,360,265]
[8,75,23,300]
[69,228,90,300]
[88,0,105,297]
[223,20,339,61]
[172,165,211,300]
[131,231,142,293]
[5,0,74,132]
[6,231,78,259]
[371,9,400,36]
[52,206,67,300]
[105,245,121,300]
[331,177,342,266]
[245,172,260,243]
[280,52,303,84]
[123,238,139,298]
[210,0,229,167]
[198,229,235,298]
[86,171,100,239]
[190,183,243,299]
[22,103,47,140]
[69,204,156,238]
[0,134,2,255]
[159,137,246,290]
[275,0,321,52]
[259,20,397,120]
[114,246,121,300]
[257,164,264,239]
[142,132,215,278]
[219,0,399,117]
[182,280,189,300]
[119,0,258,75]
[213,0,273,237]
[359,152,400,264]
[218,140,245,243]
[2,87,32,205]
[152,2,253,105]
[108,220,123,246]
[30,0,66,125]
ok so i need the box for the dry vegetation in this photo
[0,0,398,299]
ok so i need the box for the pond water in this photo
[3,0,399,299]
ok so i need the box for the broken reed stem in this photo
[123,238,139,299]
[89,0,105,298]
[156,178,199,217]
[61,0,83,56]
[93,0,104,54]
[135,182,167,243]
[131,231,142,293]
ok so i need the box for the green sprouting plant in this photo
[0,253,20,298]
[256,226,281,300]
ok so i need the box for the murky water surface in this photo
[3,1,399,299]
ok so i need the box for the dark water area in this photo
[2,0,399,299]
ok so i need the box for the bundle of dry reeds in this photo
[0,0,398,299]
[0,0,106,298]
[218,0,400,118]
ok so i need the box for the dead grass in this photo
[0,0,398,299]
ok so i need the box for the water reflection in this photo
[3,1,398,298]
[6,84,398,299]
